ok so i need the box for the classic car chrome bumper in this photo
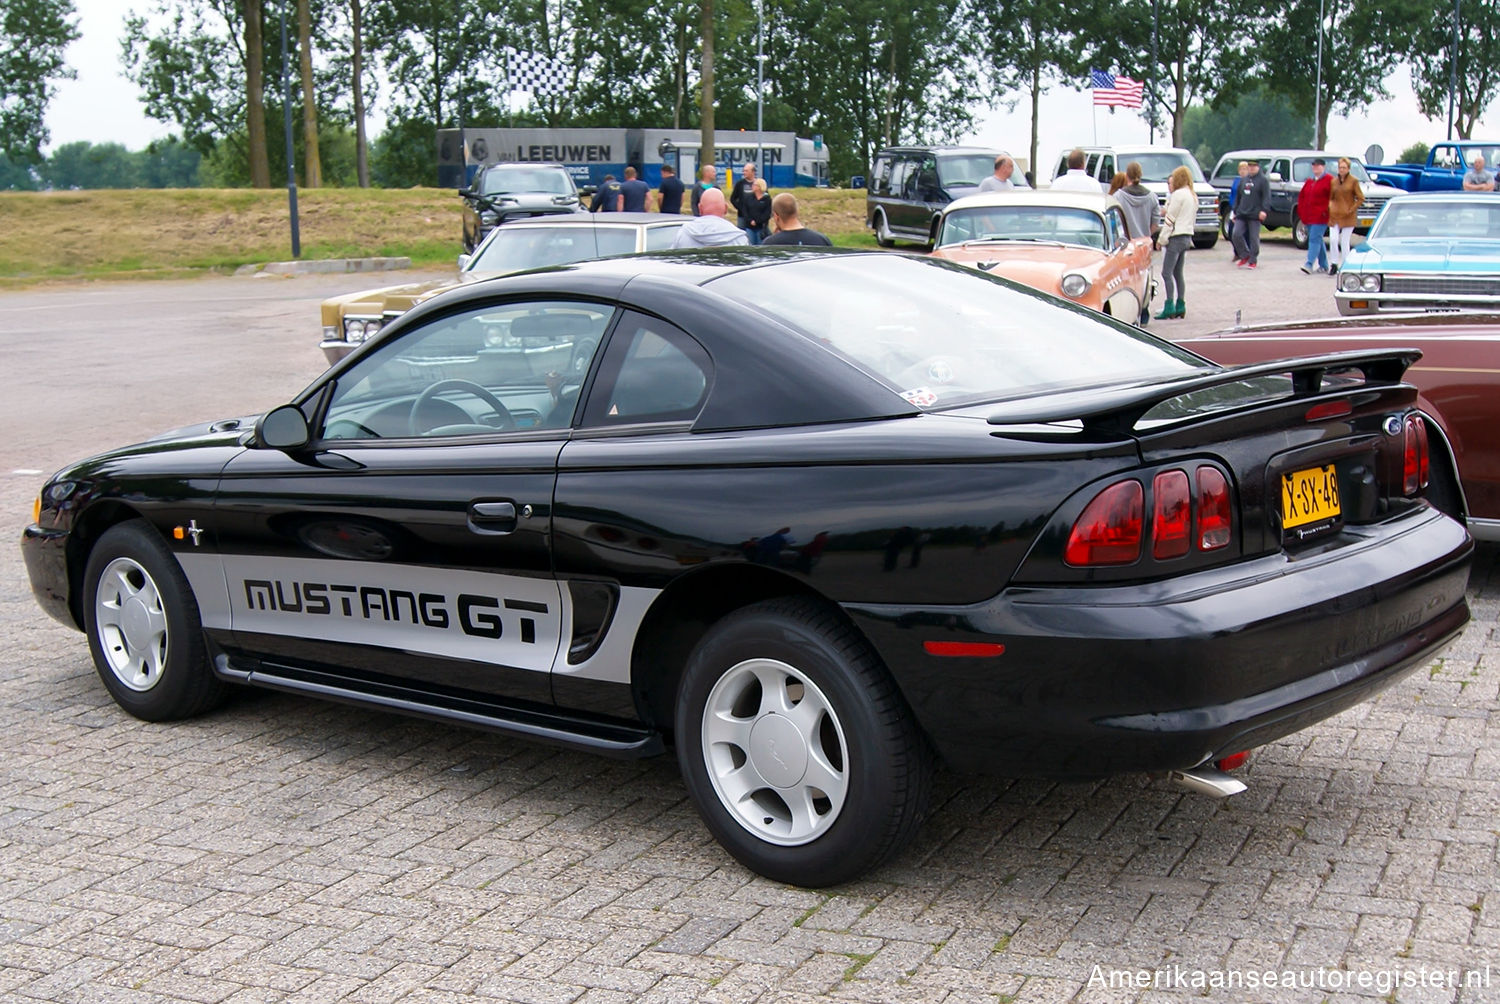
[1335,289,1500,315]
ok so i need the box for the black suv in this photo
[866,146,1019,248]
[460,162,583,252]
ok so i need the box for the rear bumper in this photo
[847,507,1473,777]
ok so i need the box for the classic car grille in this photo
[1360,194,1390,214]
[1383,276,1500,296]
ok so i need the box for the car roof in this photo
[945,191,1116,213]
[1214,149,1360,162]
[876,146,1004,155]
[1385,191,1500,202]
[1062,145,1193,155]
[503,212,684,227]
[484,161,568,170]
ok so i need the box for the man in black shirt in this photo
[761,193,833,246]
[657,164,685,214]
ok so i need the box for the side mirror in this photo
[457,253,472,270]
[255,404,311,451]
[458,186,475,198]
[1268,172,1284,182]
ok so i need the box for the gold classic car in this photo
[319,213,688,364]
[930,192,1155,326]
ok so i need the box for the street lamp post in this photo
[280,0,301,258]
[756,0,764,182]
[1313,0,1324,148]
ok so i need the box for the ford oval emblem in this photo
[1383,415,1403,437]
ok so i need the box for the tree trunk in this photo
[1028,52,1040,187]
[298,0,321,187]
[699,0,714,177]
[244,0,270,188]
[351,0,368,187]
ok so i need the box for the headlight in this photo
[343,318,382,342]
[1361,274,1381,293]
[1339,273,1363,292]
[1060,273,1091,299]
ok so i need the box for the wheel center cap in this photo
[748,714,808,788]
[121,596,153,652]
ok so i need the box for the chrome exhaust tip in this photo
[1169,766,1248,798]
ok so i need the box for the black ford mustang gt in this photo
[23,250,1473,886]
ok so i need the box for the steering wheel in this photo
[408,379,515,436]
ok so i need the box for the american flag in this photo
[1091,70,1144,109]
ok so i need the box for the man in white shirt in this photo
[1049,149,1102,193]
[976,155,1017,193]
[671,189,751,247]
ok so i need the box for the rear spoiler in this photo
[986,349,1422,435]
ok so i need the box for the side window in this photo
[1085,153,1101,177]
[889,157,911,198]
[1098,155,1115,182]
[1054,154,1068,179]
[1107,207,1126,245]
[644,223,685,250]
[582,313,711,427]
[1433,146,1458,169]
[1292,158,1312,182]
[871,156,891,194]
[1213,160,1238,180]
[594,228,638,257]
[1273,159,1291,180]
[322,300,614,440]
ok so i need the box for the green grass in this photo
[0,185,873,285]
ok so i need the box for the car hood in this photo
[1351,238,1500,272]
[934,244,1104,282]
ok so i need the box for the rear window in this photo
[711,255,1207,410]
[469,226,602,272]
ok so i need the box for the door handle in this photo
[471,501,517,520]
[469,501,518,533]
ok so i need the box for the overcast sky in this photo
[46,0,1483,171]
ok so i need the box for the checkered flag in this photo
[506,47,568,95]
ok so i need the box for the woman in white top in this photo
[1154,165,1197,319]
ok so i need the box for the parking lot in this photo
[1,239,1496,1003]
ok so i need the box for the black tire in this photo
[1292,211,1308,250]
[674,596,932,886]
[1219,209,1232,240]
[873,210,896,248]
[82,520,226,722]
[1192,231,1218,250]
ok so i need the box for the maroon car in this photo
[1181,313,1499,543]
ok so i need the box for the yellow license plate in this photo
[1281,464,1341,529]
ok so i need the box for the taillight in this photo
[1067,465,1233,568]
[1151,470,1190,559]
[1064,480,1142,566]
[1196,467,1232,550]
[1403,414,1429,494]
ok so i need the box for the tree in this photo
[139,136,204,186]
[1409,0,1500,139]
[1257,0,1422,148]
[298,0,322,186]
[1398,141,1430,164]
[0,152,40,190]
[350,0,369,185]
[0,0,79,165]
[122,1,270,185]
[1182,87,1309,169]
[981,0,1089,186]
[41,141,141,189]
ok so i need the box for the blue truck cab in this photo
[1368,141,1500,192]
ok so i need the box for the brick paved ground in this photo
[2,249,1496,1002]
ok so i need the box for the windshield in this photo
[1125,152,1205,183]
[936,154,1001,188]
[710,255,1206,410]
[480,166,574,196]
[1292,158,1371,183]
[1370,199,1500,240]
[468,225,640,273]
[937,206,1107,249]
